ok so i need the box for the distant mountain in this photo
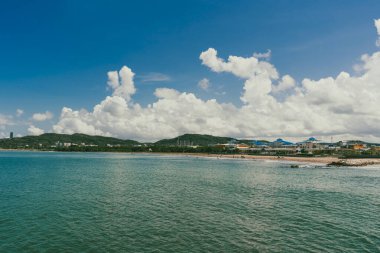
[155,134,235,146]
[0,133,139,148]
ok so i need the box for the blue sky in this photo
[1,0,380,140]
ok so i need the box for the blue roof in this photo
[252,139,294,146]
[297,137,319,144]
[251,140,268,146]
[274,138,294,145]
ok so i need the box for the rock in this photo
[327,160,375,167]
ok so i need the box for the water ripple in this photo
[0,152,379,252]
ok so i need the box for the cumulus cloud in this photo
[16,109,24,117]
[53,87,238,141]
[32,111,53,121]
[198,78,211,91]
[200,48,279,80]
[272,75,296,93]
[107,66,136,102]
[28,125,44,136]
[375,19,380,46]
[52,21,380,142]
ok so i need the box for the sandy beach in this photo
[157,153,380,166]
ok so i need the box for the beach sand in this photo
[157,153,380,166]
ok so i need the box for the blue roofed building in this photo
[271,138,294,148]
[251,140,270,147]
[298,137,323,151]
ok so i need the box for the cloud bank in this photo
[52,21,380,142]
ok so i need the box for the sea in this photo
[0,151,379,252]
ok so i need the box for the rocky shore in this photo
[327,159,380,167]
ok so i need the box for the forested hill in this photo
[154,134,235,146]
[0,133,139,148]
[0,133,248,149]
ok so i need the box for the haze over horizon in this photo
[1,1,380,142]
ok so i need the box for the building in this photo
[270,138,294,148]
[236,143,250,151]
[349,143,366,150]
[298,137,323,151]
[251,140,270,148]
[10,132,13,139]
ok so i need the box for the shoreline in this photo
[136,152,336,164]
[148,153,380,166]
[1,149,380,167]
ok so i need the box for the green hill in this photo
[0,133,258,150]
[154,134,235,146]
[0,133,139,149]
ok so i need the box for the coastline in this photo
[124,152,380,167]
[181,153,340,164]
[1,149,380,166]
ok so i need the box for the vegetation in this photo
[0,133,139,149]
[154,134,235,146]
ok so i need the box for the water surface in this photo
[1,151,379,252]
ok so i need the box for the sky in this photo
[1,0,380,142]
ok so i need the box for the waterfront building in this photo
[298,137,323,150]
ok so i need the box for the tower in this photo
[10,132,14,139]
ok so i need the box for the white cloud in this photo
[272,75,296,93]
[52,20,380,142]
[28,125,44,136]
[198,78,211,91]
[140,72,171,82]
[253,49,271,59]
[107,66,136,102]
[375,19,380,46]
[16,109,24,117]
[200,48,279,80]
[32,111,53,121]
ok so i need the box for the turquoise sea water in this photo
[0,151,379,252]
